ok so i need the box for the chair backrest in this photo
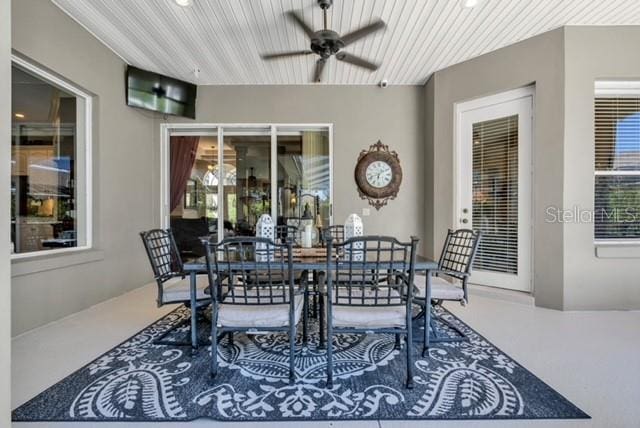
[140,229,183,283]
[326,235,418,307]
[322,225,345,246]
[202,236,296,305]
[169,217,209,258]
[437,229,481,281]
[275,225,298,245]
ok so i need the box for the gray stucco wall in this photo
[562,26,640,310]
[1,0,13,421]
[425,28,566,309]
[10,1,427,335]
[426,26,640,310]
[11,0,158,335]
[155,85,426,253]
[9,0,637,341]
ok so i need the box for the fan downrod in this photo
[312,0,342,58]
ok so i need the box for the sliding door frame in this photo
[159,123,334,238]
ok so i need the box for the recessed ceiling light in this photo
[461,0,481,8]
[174,0,193,6]
[14,113,25,119]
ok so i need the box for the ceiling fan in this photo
[260,0,386,83]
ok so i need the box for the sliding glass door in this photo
[166,124,332,259]
[167,129,219,260]
[220,127,271,238]
[277,127,330,244]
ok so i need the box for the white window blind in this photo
[472,115,519,274]
[594,83,640,241]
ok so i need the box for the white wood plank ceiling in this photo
[52,0,640,85]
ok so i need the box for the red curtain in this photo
[170,136,200,212]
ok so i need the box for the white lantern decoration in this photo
[255,214,275,262]
[344,213,364,261]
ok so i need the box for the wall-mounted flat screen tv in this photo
[126,66,197,119]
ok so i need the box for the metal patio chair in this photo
[321,224,345,246]
[276,224,299,245]
[202,236,304,384]
[140,229,211,346]
[325,235,419,389]
[413,228,481,356]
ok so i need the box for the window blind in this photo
[594,95,640,240]
[472,115,519,274]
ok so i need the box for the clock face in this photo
[365,161,393,188]
[354,141,402,210]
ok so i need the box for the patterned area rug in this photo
[12,306,589,422]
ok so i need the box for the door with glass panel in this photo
[167,129,220,262]
[456,88,533,292]
[219,127,272,238]
[167,124,332,254]
[277,126,331,245]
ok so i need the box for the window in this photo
[594,81,640,241]
[11,55,92,257]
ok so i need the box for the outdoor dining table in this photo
[182,254,438,352]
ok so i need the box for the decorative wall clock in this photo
[354,140,402,210]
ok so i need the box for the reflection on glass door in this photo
[169,132,219,261]
[277,127,330,244]
[221,128,271,237]
[167,124,332,252]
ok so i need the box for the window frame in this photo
[159,123,334,237]
[594,80,640,246]
[10,53,93,260]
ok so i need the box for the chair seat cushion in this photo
[414,275,464,301]
[162,275,210,304]
[332,288,407,329]
[217,292,304,328]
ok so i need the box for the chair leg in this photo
[406,317,414,389]
[326,315,333,388]
[289,313,297,384]
[211,309,218,380]
[312,294,318,319]
[394,333,402,350]
[311,271,318,319]
[429,307,468,343]
[189,272,198,356]
[422,303,430,358]
[302,289,309,345]
[226,331,234,348]
[318,293,325,349]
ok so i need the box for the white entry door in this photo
[456,87,533,292]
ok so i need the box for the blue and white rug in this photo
[12,306,589,422]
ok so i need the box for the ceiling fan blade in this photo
[336,52,379,71]
[313,58,327,83]
[341,20,386,46]
[287,11,315,39]
[261,50,313,60]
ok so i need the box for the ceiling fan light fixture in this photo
[174,0,193,7]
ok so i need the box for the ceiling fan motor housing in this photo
[261,0,383,82]
[311,30,344,58]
